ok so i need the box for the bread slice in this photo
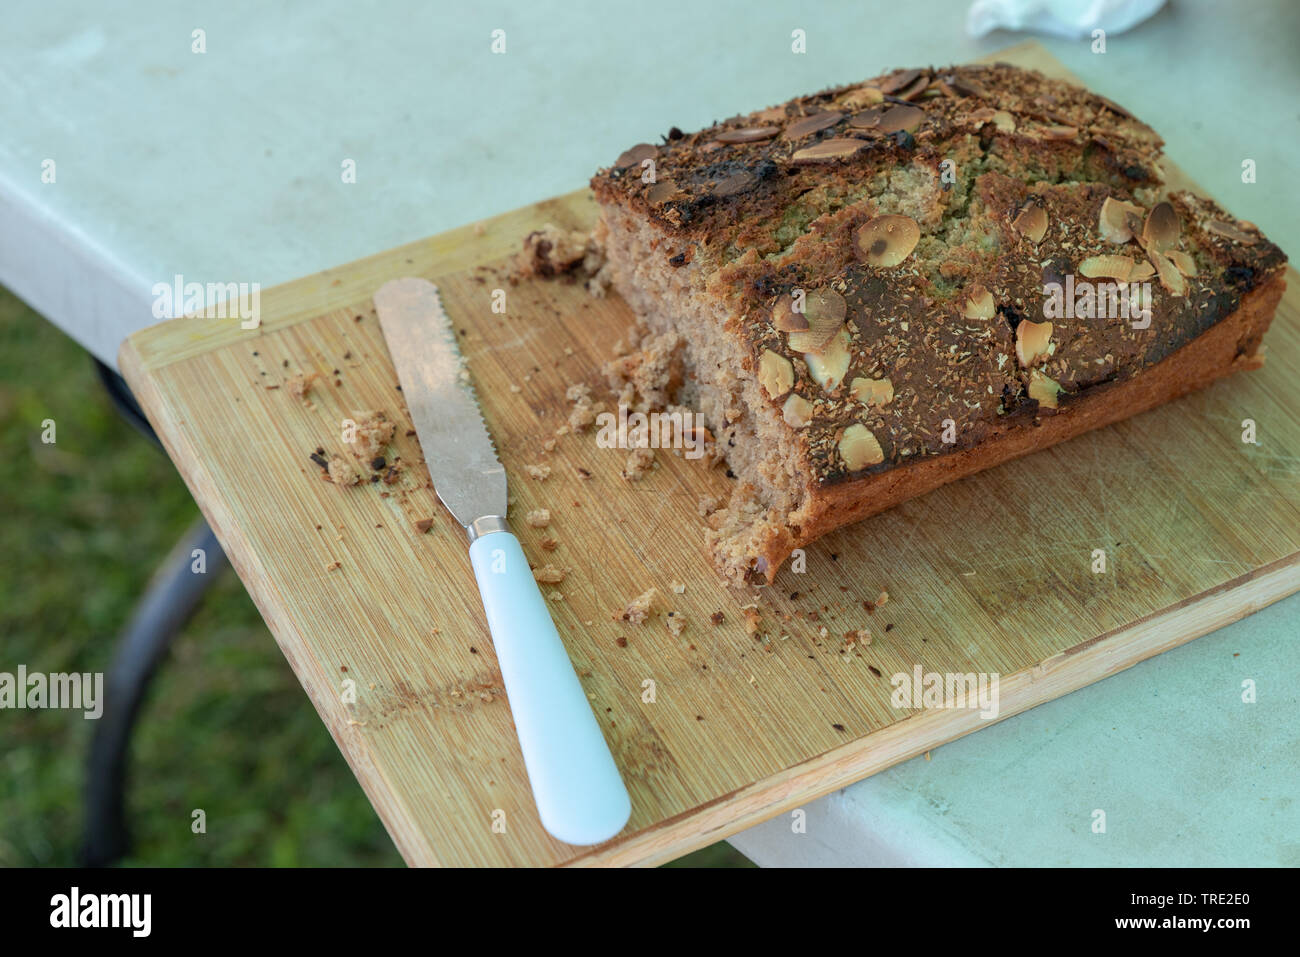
[590,63,1288,586]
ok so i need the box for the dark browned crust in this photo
[591,62,1289,583]
[762,271,1285,578]
[592,63,1168,238]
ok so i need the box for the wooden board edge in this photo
[117,339,442,867]
[566,554,1300,867]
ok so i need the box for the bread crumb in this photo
[616,588,657,624]
[842,629,871,653]
[286,372,319,399]
[526,463,552,481]
[877,589,890,608]
[325,560,341,571]
[514,223,594,279]
[347,410,396,459]
[666,613,685,638]
[327,454,360,487]
[525,508,551,528]
[533,564,566,584]
[740,604,762,636]
[622,447,654,480]
[415,517,435,533]
[539,537,559,551]
[669,580,686,594]
[710,611,725,626]
[601,324,684,412]
[542,438,557,452]
[565,382,600,432]
[585,259,613,298]
[615,636,628,648]
[697,495,721,518]
[549,590,565,602]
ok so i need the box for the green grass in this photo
[0,286,751,868]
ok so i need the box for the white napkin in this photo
[968,0,1166,38]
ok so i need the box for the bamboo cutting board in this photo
[119,43,1300,866]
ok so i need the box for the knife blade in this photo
[372,278,505,530]
[374,277,631,846]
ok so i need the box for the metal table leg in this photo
[81,359,228,866]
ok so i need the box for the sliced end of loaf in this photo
[596,203,805,585]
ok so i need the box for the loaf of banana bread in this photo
[590,63,1287,585]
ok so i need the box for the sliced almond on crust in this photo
[838,423,885,471]
[962,283,996,320]
[1079,254,1134,281]
[1166,249,1198,277]
[1128,260,1156,281]
[895,73,931,101]
[877,105,925,134]
[1098,197,1145,244]
[772,294,810,332]
[782,111,845,140]
[848,107,885,129]
[782,393,814,429]
[791,137,866,164]
[837,86,884,110]
[948,74,990,98]
[713,126,781,144]
[804,328,852,391]
[1011,201,1048,244]
[854,215,921,268]
[878,68,924,95]
[1096,94,1133,119]
[1142,201,1180,253]
[1205,219,1258,245]
[646,180,683,204]
[1041,124,1078,140]
[615,143,658,169]
[1149,250,1187,296]
[992,110,1016,132]
[1028,371,1063,410]
[1015,319,1054,367]
[850,376,894,407]
[783,288,846,353]
[758,349,795,400]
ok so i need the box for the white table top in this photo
[4,0,1296,866]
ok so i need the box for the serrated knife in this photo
[373,277,631,846]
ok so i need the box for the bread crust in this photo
[764,271,1285,577]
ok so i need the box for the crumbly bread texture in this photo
[590,63,1287,585]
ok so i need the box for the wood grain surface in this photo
[118,43,1300,866]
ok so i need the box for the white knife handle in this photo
[468,529,631,845]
